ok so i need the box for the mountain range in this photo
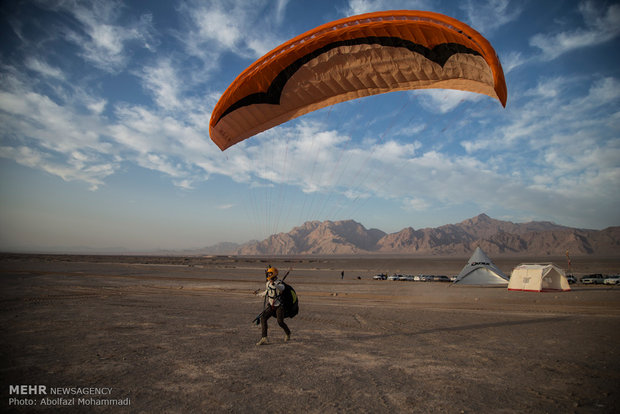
[199,214,619,256]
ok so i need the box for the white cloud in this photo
[402,197,430,211]
[235,122,350,193]
[457,74,620,226]
[23,0,155,76]
[345,0,429,16]
[394,124,426,139]
[180,0,286,62]
[372,140,417,161]
[141,59,183,111]
[87,99,107,115]
[109,102,219,185]
[217,119,419,201]
[416,89,484,114]
[460,0,522,34]
[474,76,619,151]
[0,77,111,156]
[0,145,44,170]
[0,145,114,191]
[48,0,155,72]
[0,61,217,191]
[24,57,65,80]
[274,0,289,25]
[586,76,620,104]
[501,51,528,73]
[530,1,620,61]
[170,179,192,190]
[141,153,185,179]
[192,8,241,50]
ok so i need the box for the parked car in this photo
[604,275,620,285]
[373,273,387,280]
[433,275,451,282]
[565,275,577,284]
[387,274,399,281]
[581,274,605,284]
[402,275,415,281]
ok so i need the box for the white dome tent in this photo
[508,263,571,292]
[453,247,509,286]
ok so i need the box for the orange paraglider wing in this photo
[209,10,507,151]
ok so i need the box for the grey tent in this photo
[453,246,509,286]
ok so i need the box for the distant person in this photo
[341,270,344,280]
[254,267,291,345]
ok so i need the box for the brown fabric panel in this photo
[211,43,494,149]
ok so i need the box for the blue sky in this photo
[1,0,619,252]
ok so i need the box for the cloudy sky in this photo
[1,0,619,252]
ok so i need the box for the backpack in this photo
[280,282,299,318]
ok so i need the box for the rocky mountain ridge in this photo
[229,214,619,256]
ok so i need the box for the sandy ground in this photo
[1,254,619,413]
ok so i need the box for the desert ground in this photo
[1,254,619,413]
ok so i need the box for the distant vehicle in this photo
[434,275,451,282]
[373,274,387,280]
[387,274,399,281]
[566,275,577,284]
[604,275,620,285]
[402,275,415,281]
[581,274,605,284]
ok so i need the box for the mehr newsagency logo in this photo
[8,385,131,407]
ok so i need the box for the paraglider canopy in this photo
[209,10,507,151]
